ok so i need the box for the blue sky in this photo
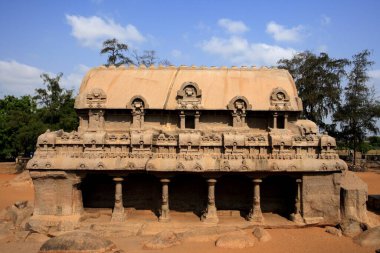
[1,0,380,97]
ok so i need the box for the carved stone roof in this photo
[75,65,303,111]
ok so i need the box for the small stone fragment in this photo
[215,234,255,249]
[252,226,271,242]
[325,226,342,237]
[144,231,181,250]
[339,219,366,237]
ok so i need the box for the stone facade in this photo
[27,65,348,227]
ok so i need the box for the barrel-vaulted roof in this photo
[74,65,303,111]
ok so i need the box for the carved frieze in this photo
[227,96,252,127]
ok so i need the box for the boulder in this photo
[340,171,369,224]
[353,226,380,248]
[252,227,271,242]
[144,231,181,250]
[215,233,255,249]
[0,201,33,227]
[339,218,367,237]
[38,231,122,253]
[179,226,239,242]
[26,232,50,243]
[325,226,342,237]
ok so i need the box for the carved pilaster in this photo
[273,112,278,129]
[248,178,264,223]
[202,179,219,223]
[180,111,185,129]
[111,177,125,222]
[195,111,200,129]
[159,179,170,222]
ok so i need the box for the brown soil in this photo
[0,167,379,253]
[356,170,380,195]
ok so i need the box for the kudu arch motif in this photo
[27,65,347,229]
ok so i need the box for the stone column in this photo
[111,177,125,222]
[248,178,264,223]
[291,178,304,223]
[284,113,288,129]
[273,112,278,129]
[202,179,219,223]
[180,112,185,129]
[195,111,200,129]
[159,179,170,222]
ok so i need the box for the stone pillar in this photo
[111,177,125,222]
[248,178,264,223]
[290,178,304,223]
[180,112,185,129]
[159,179,170,222]
[284,113,288,129]
[202,179,219,223]
[273,112,278,129]
[195,111,200,129]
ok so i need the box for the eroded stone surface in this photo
[143,231,181,250]
[215,232,255,249]
[39,231,122,253]
[325,226,342,237]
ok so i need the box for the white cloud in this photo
[369,69,380,79]
[320,15,331,26]
[66,15,145,49]
[218,18,249,34]
[266,21,304,42]
[171,49,182,58]
[0,60,90,97]
[200,36,296,66]
[0,60,44,97]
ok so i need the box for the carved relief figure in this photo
[177,82,202,109]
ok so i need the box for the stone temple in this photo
[26,65,350,229]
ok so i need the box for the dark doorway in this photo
[185,115,195,129]
[261,175,296,217]
[215,175,252,217]
[82,174,114,208]
[122,173,160,215]
[169,174,207,217]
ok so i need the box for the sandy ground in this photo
[0,166,379,253]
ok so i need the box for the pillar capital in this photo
[296,178,302,183]
[113,177,124,182]
[253,178,262,183]
[207,178,217,184]
[160,178,170,183]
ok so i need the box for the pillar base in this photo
[111,209,126,222]
[201,206,219,223]
[248,208,264,223]
[290,213,304,224]
[159,209,170,222]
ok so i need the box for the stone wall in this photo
[302,172,341,224]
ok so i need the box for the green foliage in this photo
[100,38,171,67]
[278,51,349,129]
[0,73,78,160]
[333,50,380,162]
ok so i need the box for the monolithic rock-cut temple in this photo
[27,65,349,228]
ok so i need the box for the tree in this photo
[333,50,380,164]
[100,38,133,66]
[0,96,43,159]
[34,72,78,131]
[278,51,349,129]
[100,38,171,67]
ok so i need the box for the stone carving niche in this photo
[176,82,202,110]
[128,96,148,128]
[86,88,107,108]
[270,87,291,110]
[227,96,252,127]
